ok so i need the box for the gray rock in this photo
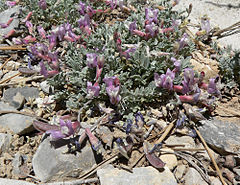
[12,152,30,178]
[0,133,12,154]
[3,87,39,103]
[32,137,96,182]
[97,166,177,185]
[199,119,240,154]
[184,167,208,185]
[40,81,54,94]
[165,135,196,149]
[0,178,34,185]
[0,101,35,135]
[0,6,20,36]
[210,176,222,185]
[11,92,25,109]
[172,0,240,50]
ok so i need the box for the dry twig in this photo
[194,126,226,185]
[0,75,45,87]
[0,72,21,84]
[155,119,176,145]
[0,56,12,70]
[78,153,119,180]
[0,46,27,50]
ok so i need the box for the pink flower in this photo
[87,81,100,98]
[37,26,46,39]
[25,21,33,34]
[6,1,17,7]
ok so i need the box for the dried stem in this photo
[0,72,21,84]
[0,57,12,70]
[194,126,226,185]
[155,119,176,144]
[78,153,119,180]
[46,177,99,185]
[0,75,44,87]
[0,46,27,50]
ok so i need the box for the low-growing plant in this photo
[15,0,223,119]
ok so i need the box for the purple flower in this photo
[193,86,201,102]
[163,69,175,90]
[110,0,117,10]
[106,85,121,104]
[78,1,86,15]
[0,23,9,28]
[123,47,136,59]
[207,76,220,95]
[103,76,120,87]
[103,76,121,105]
[176,112,187,128]
[46,119,75,140]
[171,57,181,72]
[118,0,124,10]
[39,61,48,77]
[145,8,159,24]
[178,33,188,50]
[154,69,175,90]
[86,6,96,17]
[145,22,158,37]
[135,112,145,128]
[86,53,98,68]
[25,21,33,34]
[52,25,66,41]
[12,38,23,45]
[78,14,91,28]
[37,26,46,39]
[87,82,100,98]
[6,1,16,7]
[129,21,137,33]
[38,0,47,10]
[154,73,164,88]
[85,128,101,151]
[48,34,57,50]
[182,68,195,93]
[201,16,210,34]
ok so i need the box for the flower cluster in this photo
[154,66,221,105]
[103,76,121,105]
[46,119,80,140]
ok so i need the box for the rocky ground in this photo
[0,0,240,185]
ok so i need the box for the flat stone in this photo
[165,135,195,149]
[0,133,12,154]
[32,137,96,183]
[0,101,34,135]
[184,167,208,185]
[11,92,25,109]
[210,176,222,185]
[0,6,20,36]
[3,87,39,104]
[173,0,240,50]
[159,148,178,170]
[199,119,240,154]
[0,178,34,185]
[97,166,177,185]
